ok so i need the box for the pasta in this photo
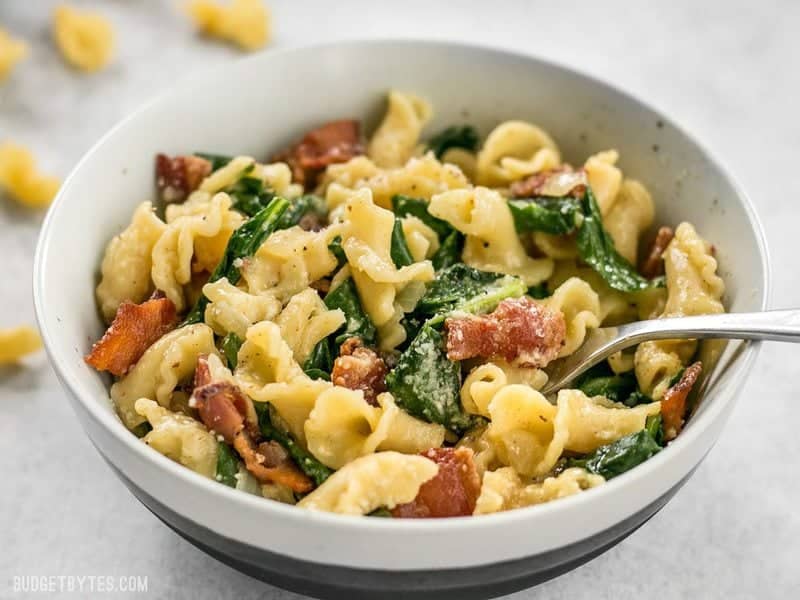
[368,91,433,168]
[111,324,217,429]
[0,142,61,209]
[635,223,725,398]
[53,4,114,73]
[96,202,167,322]
[186,0,271,51]
[0,28,27,81]
[88,90,726,518]
[476,121,560,186]
[429,186,553,285]
[135,399,218,478]
[0,326,42,364]
[297,452,438,515]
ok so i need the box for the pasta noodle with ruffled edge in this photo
[486,385,660,477]
[276,288,345,365]
[584,150,622,216]
[320,152,470,210]
[0,325,42,364]
[297,451,439,515]
[476,121,560,187]
[202,277,282,339]
[473,466,604,515]
[95,202,168,322]
[152,192,243,311]
[543,277,602,357]
[134,398,218,478]
[635,222,725,398]
[428,186,553,286]
[602,179,655,265]
[234,321,330,444]
[111,324,218,429]
[367,91,433,168]
[338,189,434,344]
[461,360,548,418]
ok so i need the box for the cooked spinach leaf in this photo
[390,218,415,267]
[575,362,653,407]
[392,195,454,239]
[527,283,550,299]
[431,230,464,271]
[328,235,347,269]
[194,152,234,171]
[276,194,327,230]
[645,414,664,446]
[303,337,332,381]
[323,277,377,346]
[508,196,582,235]
[182,196,290,325]
[221,332,243,370]
[426,125,479,158]
[416,264,526,326]
[385,325,473,433]
[576,188,651,292]
[367,507,393,518]
[225,176,275,216]
[567,429,661,479]
[257,404,333,486]
[131,422,153,438]
[216,441,240,487]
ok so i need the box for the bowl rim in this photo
[33,38,771,536]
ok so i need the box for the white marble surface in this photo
[2,1,799,598]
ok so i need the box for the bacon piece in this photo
[445,297,566,368]
[331,338,388,405]
[232,433,313,493]
[272,119,363,188]
[392,448,481,518]
[639,226,674,278]
[85,296,177,376]
[190,356,313,492]
[155,153,212,203]
[509,166,584,198]
[661,361,702,441]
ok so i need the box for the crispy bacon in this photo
[190,356,313,493]
[155,153,212,203]
[661,361,702,441]
[640,226,675,278]
[272,119,363,188]
[445,297,566,368]
[509,166,584,198]
[392,448,481,518]
[331,338,388,405]
[85,296,177,376]
[232,433,313,493]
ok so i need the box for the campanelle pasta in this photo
[87,90,726,518]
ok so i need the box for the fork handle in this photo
[616,309,800,345]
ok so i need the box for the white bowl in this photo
[33,40,769,599]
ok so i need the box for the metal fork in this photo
[539,309,800,395]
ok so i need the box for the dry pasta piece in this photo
[0,326,42,364]
[0,142,60,208]
[186,0,271,51]
[85,295,178,376]
[53,5,114,73]
[0,28,27,81]
[391,448,481,518]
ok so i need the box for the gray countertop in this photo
[2,1,798,598]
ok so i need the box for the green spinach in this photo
[257,405,333,487]
[385,325,473,433]
[426,125,479,158]
[527,283,550,299]
[391,195,454,239]
[194,152,234,171]
[576,188,651,292]
[220,332,243,370]
[302,337,333,381]
[567,429,661,479]
[431,230,464,271]
[216,441,240,487]
[575,362,652,407]
[390,218,415,268]
[508,196,583,235]
[323,277,377,346]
